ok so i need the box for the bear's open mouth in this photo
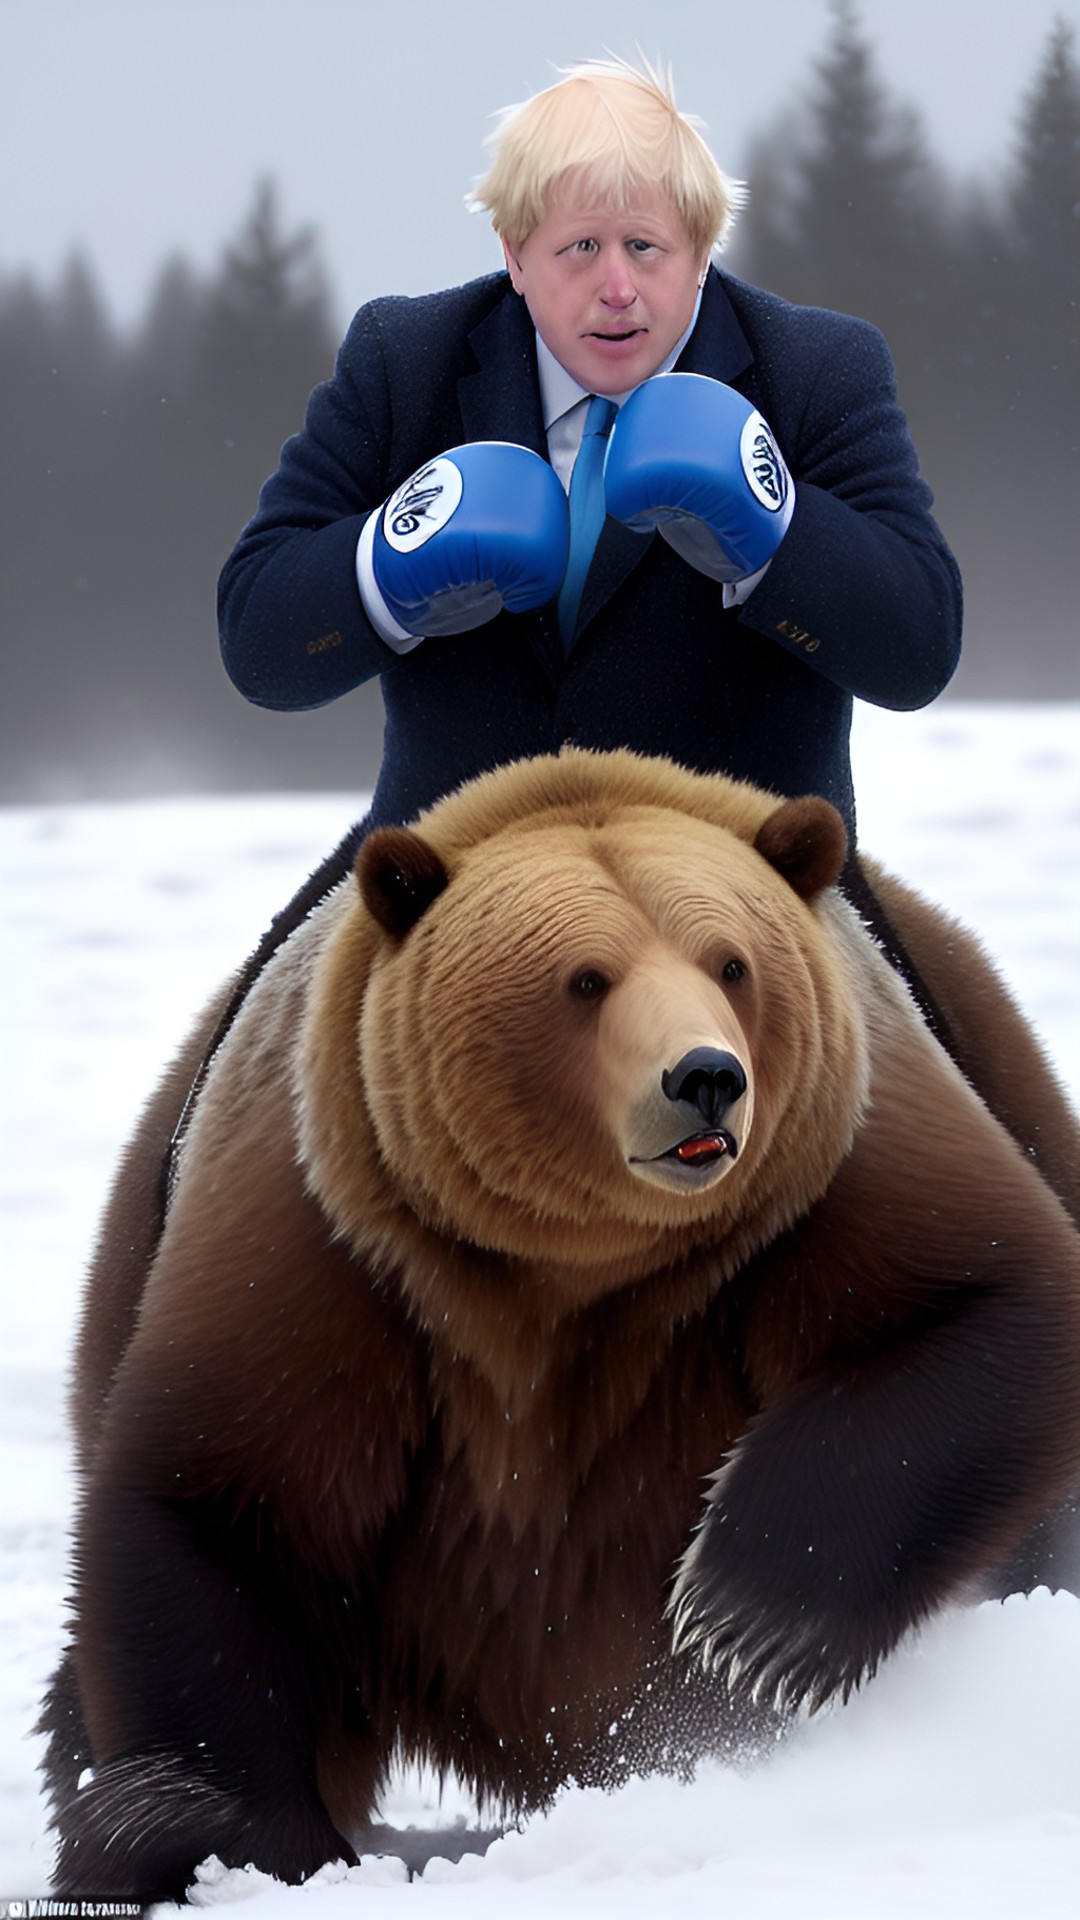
[665,1130,738,1167]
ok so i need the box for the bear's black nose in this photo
[661,1048,747,1127]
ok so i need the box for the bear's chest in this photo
[367,1324,751,1780]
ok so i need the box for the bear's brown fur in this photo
[42,750,1080,1899]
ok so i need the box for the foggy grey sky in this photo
[3,0,1077,329]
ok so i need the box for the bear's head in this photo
[296,752,866,1306]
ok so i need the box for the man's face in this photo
[502,182,709,396]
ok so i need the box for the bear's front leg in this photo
[52,1479,364,1901]
[669,1153,1080,1712]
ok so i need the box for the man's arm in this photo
[737,305,963,710]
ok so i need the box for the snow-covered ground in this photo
[2,703,1078,1915]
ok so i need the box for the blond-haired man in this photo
[219,59,960,840]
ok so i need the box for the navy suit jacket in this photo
[218,268,962,838]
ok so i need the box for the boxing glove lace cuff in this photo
[356,514,425,655]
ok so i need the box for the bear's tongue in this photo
[673,1130,737,1166]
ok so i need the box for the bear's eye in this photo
[722,958,747,984]
[569,968,610,1003]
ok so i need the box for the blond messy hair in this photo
[469,56,743,257]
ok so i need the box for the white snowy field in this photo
[2,702,1079,1916]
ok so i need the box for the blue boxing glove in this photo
[603,373,794,585]
[358,441,569,643]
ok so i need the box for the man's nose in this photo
[599,254,637,307]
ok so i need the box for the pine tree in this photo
[1004,15,1080,448]
[134,183,342,752]
[197,177,337,469]
[731,0,945,341]
[136,253,205,395]
[987,17,1080,687]
[1010,17,1080,283]
[0,254,127,790]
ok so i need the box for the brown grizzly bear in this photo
[41,749,1080,1899]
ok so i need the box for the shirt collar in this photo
[536,286,705,430]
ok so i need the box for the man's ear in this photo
[501,235,523,293]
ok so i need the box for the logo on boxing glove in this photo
[739,414,789,514]
[383,457,464,553]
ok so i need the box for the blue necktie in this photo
[558,395,617,649]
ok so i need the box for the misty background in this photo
[1,0,1077,803]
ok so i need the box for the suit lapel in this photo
[459,286,548,456]
[679,270,755,386]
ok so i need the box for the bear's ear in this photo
[753,796,848,901]
[355,827,450,937]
